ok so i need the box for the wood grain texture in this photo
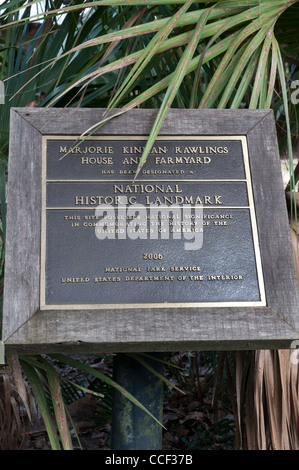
[3,108,299,354]
[4,307,297,354]
[247,111,299,330]
[3,110,41,341]
[15,107,270,136]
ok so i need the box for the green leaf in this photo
[0,161,6,243]
[134,5,215,180]
[106,0,195,113]
[51,354,166,429]
[41,359,73,450]
[20,358,61,450]
[230,48,259,108]
[275,37,297,225]
[264,39,278,109]
[61,30,240,143]
[128,354,186,394]
[249,32,273,109]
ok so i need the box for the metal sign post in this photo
[112,353,164,450]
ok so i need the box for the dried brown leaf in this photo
[179,411,204,424]
[264,351,284,450]
[100,6,148,67]
[9,355,32,421]
[254,350,266,449]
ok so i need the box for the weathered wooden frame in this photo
[2,108,299,354]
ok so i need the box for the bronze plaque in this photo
[41,136,265,309]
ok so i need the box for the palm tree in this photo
[0,0,298,449]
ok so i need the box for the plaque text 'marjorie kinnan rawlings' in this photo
[41,136,266,309]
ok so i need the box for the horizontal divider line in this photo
[46,179,247,183]
[46,206,250,210]
[41,300,266,310]
[45,135,245,140]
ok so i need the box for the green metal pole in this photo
[111,353,164,450]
